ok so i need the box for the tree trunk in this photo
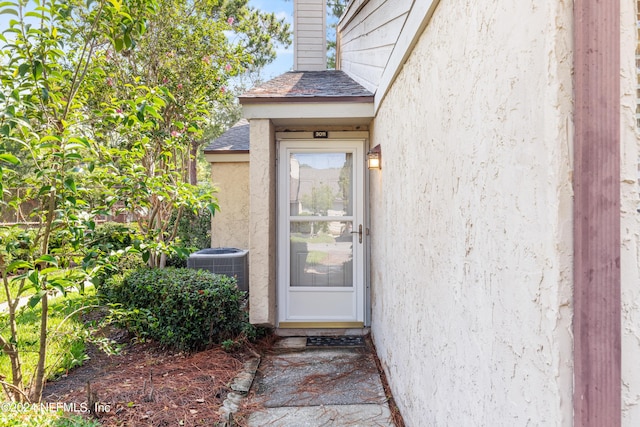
[0,337,24,402]
[159,252,167,269]
[29,292,48,403]
[6,305,24,402]
[189,140,198,185]
[1,266,25,402]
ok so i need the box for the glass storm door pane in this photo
[278,140,365,324]
[289,152,354,288]
[289,152,353,217]
[290,221,354,287]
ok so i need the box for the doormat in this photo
[306,336,365,347]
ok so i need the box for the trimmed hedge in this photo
[101,268,246,351]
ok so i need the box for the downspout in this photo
[573,0,621,425]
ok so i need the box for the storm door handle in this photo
[350,224,363,244]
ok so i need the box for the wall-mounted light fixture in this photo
[367,145,382,170]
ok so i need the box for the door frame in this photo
[276,132,370,328]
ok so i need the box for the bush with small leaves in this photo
[87,222,139,253]
[101,268,247,351]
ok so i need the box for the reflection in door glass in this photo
[289,153,353,217]
[290,221,353,287]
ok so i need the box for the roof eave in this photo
[241,99,375,127]
[204,152,250,163]
[238,95,374,105]
[203,149,250,155]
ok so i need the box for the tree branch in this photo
[0,379,31,403]
[63,0,106,120]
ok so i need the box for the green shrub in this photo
[104,251,146,276]
[82,222,145,283]
[113,251,146,271]
[87,222,139,252]
[101,268,246,351]
[169,208,211,251]
[161,208,212,268]
[0,226,36,262]
[165,253,188,268]
[91,250,147,288]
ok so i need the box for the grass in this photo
[0,276,37,305]
[0,288,98,389]
[0,408,100,427]
[291,232,336,244]
[307,233,336,244]
[306,251,329,265]
[0,289,100,426]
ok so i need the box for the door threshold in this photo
[275,326,370,337]
[278,321,364,329]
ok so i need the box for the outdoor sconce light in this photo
[367,145,381,170]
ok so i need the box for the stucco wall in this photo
[248,119,277,326]
[367,1,574,425]
[210,162,250,249]
[621,0,640,423]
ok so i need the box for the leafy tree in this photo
[301,183,336,216]
[0,0,157,403]
[0,0,289,402]
[327,0,347,68]
[85,0,290,267]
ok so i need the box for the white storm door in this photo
[278,140,365,326]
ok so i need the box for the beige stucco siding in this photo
[210,162,249,249]
[621,0,640,423]
[248,120,277,326]
[367,1,574,425]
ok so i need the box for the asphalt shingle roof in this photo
[208,72,373,153]
[239,70,373,103]
[204,119,250,153]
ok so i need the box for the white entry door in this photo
[278,140,365,327]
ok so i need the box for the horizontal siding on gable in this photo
[341,44,395,70]
[341,50,392,90]
[298,25,323,34]
[297,16,324,25]
[297,58,325,67]
[341,14,406,58]
[297,2,323,12]
[294,0,326,70]
[297,49,325,57]
[339,0,412,91]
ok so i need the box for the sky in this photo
[248,0,294,79]
[0,0,295,79]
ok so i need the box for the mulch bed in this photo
[43,331,248,427]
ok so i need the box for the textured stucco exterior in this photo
[234,0,640,423]
[621,0,640,423]
[210,161,250,249]
[248,119,277,326]
[367,1,575,425]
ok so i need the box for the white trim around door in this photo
[277,138,366,327]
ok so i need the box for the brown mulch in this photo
[42,328,249,427]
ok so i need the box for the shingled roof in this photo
[204,119,250,154]
[239,70,373,104]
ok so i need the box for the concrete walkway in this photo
[246,337,395,427]
[0,295,30,313]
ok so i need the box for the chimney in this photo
[293,0,327,71]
